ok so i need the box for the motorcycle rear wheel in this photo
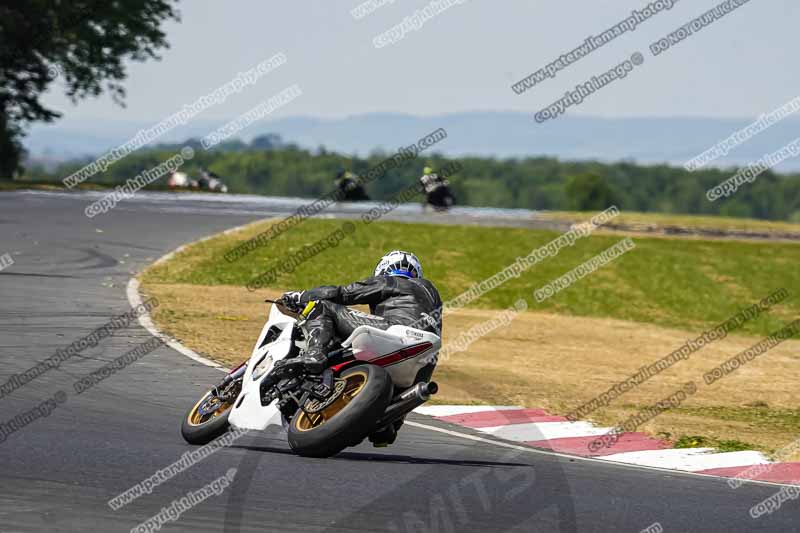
[288,364,392,458]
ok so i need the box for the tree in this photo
[564,173,617,211]
[250,134,283,150]
[0,1,179,178]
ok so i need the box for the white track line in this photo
[125,220,266,373]
[478,421,613,441]
[405,421,797,489]
[414,405,521,416]
[603,449,771,472]
[127,278,227,372]
[415,406,777,474]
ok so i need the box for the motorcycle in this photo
[420,175,455,212]
[180,298,440,457]
[425,184,455,211]
[335,177,370,202]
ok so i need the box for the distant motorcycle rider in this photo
[334,167,369,201]
[199,168,228,193]
[419,166,454,210]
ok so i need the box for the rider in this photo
[279,250,442,375]
[334,167,369,201]
[419,166,447,195]
[334,167,349,186]
[276,250,441,447]
[419,166,454,210]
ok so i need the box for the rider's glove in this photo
[282,290,305,307]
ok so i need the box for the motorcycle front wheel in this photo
[181,389,234,445]
[287,364,392,458]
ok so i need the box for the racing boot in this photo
[299,320,331,374]
[270,323,330,377]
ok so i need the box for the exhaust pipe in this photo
[375,381,438,428]
[397,381,438,402]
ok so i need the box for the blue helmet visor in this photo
[388,268,414,278]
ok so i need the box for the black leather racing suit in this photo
[298,275,443,362]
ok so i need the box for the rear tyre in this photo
[288,365,392,458]
[181,390,233,445]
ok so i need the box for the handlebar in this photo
[264,297,305,318]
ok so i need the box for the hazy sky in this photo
[41,0,799,123]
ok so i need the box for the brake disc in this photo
[303,378,347,414]
[197,396,224,416]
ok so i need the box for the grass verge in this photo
[538,210,800,238]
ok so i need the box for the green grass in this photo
[142,217,800,337]
[673,435,757,453]
[541,210,800,234]
[678,406,800,434]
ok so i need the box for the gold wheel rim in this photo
[293,371,368,432]
[187,393,233,427]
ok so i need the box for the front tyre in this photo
[181,390,234,445]
[288,365,392,458]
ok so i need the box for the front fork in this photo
[212,361,247,399]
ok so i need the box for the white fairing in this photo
[228,303,441,432]
[228,304,296,431]
[167,171,189,187]
[343,325,441,388]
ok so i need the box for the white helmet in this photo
[374,250,423,279]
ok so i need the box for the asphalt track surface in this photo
[0,190,797,532]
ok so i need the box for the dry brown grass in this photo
[141,281,800,457]
[538,210,800,240]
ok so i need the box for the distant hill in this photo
[23,111,800,171]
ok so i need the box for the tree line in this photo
[24,134,800,222]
